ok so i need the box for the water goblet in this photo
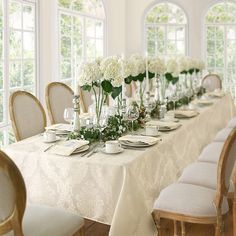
[127,105,140,133]
[64,108,74,125]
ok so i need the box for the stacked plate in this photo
[45,123,72,135]
[118,135,159,148]
[146,120,181,132]
[174,110,199,118]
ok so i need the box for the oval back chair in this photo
[45,82,74,124]
[202,74,222,92]
[0,150,85,236]
[9,91,46,141]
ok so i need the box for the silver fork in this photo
[86,146,99,157]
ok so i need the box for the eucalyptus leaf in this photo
[82,85,91,91]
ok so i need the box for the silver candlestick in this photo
[72,95,80,133]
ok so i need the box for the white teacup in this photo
[43,130,56,142]
[105,141,121,153]
[145,126,158,136]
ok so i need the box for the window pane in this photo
[167,27,175,40]
[9,61,22,88]
[23,60,34,86]
[58,0,71,8]
[176,41,184,54]
[23,4,35,31]
[86,39,96,58]
[0,31,2,60]
[95,21,103,38]
[9,1,22,29]
[86,19,95,38]
[0,62,3,89]
[61,36,71,58]
[176,27,184,40]
[96,39,103,57]
[227,27,236,40]
[23,32,35,58]
[61,59,71,80]
[0,92,3,123]
[9,30,22,59]
[61,14,71,36]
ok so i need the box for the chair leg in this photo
[152,211,162,236]
[215,210,223,236]
[174,220,178,236]
[181,221,186,236]
[233,197,236,236]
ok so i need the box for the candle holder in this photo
[72,95,80,133]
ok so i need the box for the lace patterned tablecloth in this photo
[4,94,236,236]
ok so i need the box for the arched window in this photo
[145,2,187,58]
[205,1,236,94]
[58,0,105,85]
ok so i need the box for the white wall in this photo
[125,0,223,58]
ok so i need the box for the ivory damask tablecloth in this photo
[4,94,236,236]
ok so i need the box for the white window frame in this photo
[144,2,188,57]
[0,0,39,146]
[58,4,106,86]
[204,2,236,96]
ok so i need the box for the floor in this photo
[84,203,234,236]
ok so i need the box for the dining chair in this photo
[213,127,233,142]
[201,74,222,92]
[0,150,85,236]
[9,91,47,141]
[227,117,236,128]
[152,127,236,236]
[45,82,74,124]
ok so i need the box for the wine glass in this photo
[127,105,139,133]
[95,109,108,148]
[145,95,156,120]
[171,89,179,111]
[64,108,74,125]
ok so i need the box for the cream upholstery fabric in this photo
[227,117,236,128]
[202,75,222,92]
[154,183,229,217]
[213,127,233,142]
[12,93,45,140]
[198,142,224,164]
[6,204,84,236]
[178,162,235,193]
[80,89,93,113]
[0,170,14,222]
[224,135,236,188]
[179,162,217,189]
[48,84,73,124]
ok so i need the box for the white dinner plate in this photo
[120,140,154,148]
[101,147,124,154]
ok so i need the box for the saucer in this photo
[101,147,124,154]
[43,137,60,143]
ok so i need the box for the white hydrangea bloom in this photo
[78,61,102,86]
[100,57,119,74]
[111,75,123,87]
[129,56,145,77]
[198,60,205,70]
[149,57,166,75]
[178,56,189,73]
[186,58,195,71]
[103,60,122,81]
[166,58,179,77]
[119,59,132,78]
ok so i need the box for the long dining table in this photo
[4,93,236,236]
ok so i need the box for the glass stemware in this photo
[64,108,74,125]
[127,105,139,134]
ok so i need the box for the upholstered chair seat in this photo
[227,117,236,128]
[213,127,233,142]
[178,162,234,193]
[154,183,229,217]
[198,142,224,163]
[6,204,84,236]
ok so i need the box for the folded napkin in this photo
[208,91,225,98]
[174,110,199,118]
[119,135,159,145]
[146,121,181,130]
[46,124,72,134]
[48,140,89,156]
[192,99,213,106]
